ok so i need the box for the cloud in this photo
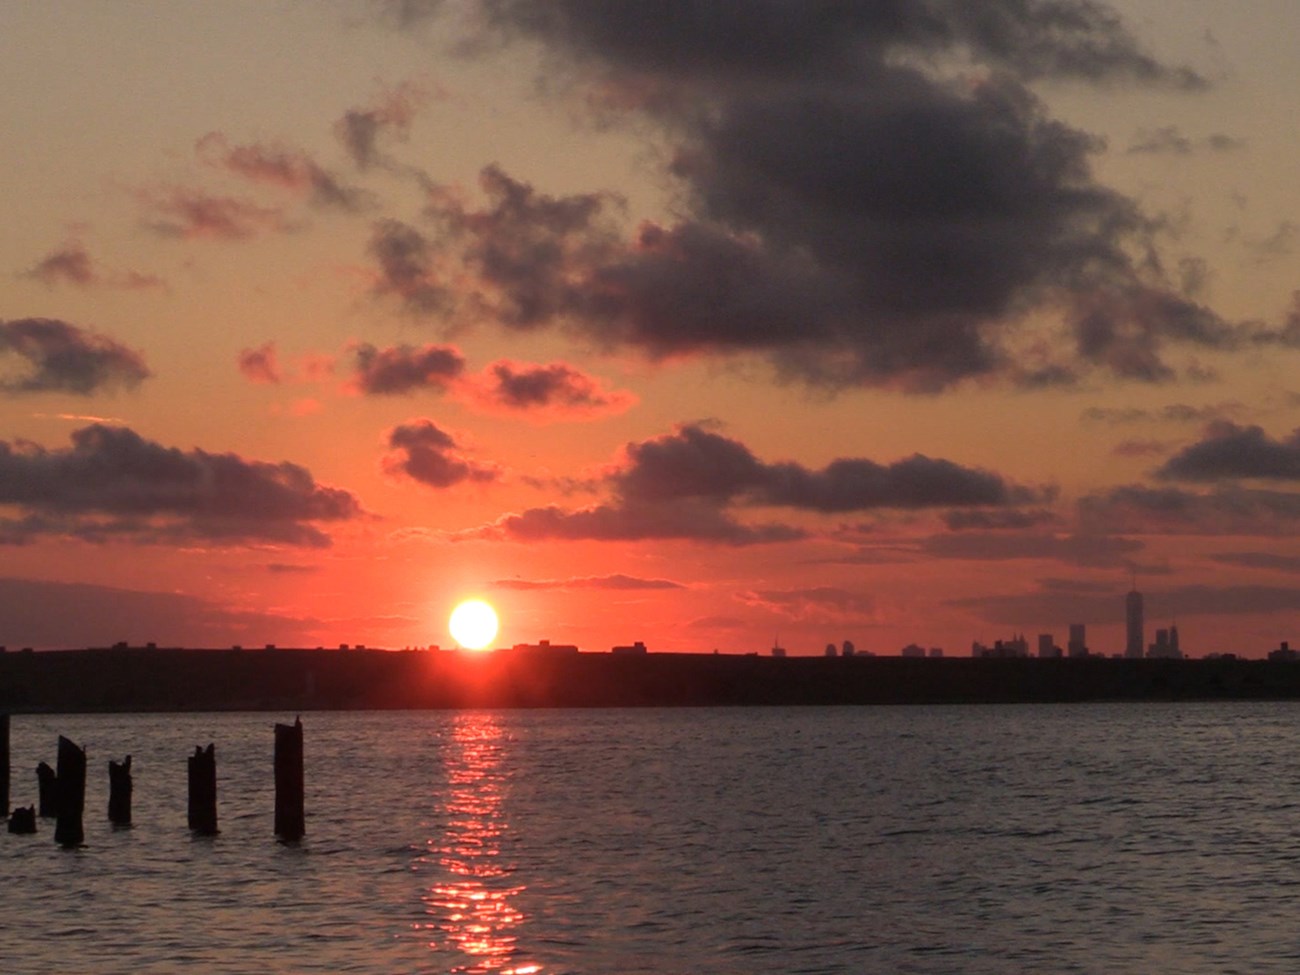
[237,342,282,384]
[1211,552,1300,574]
[479,498,804,545]
[139,186,287,240]
[1078,483,1300,536]
[941,508,1061,530]
[472,422,1039,545]
[382,418,498,488]
[369,2,1275,390]
[23,241,165,291]
[613,424,1045,511]
[0,318,150,395]
[0,424,361,547]
[466,359,635,419]
[335,81,426,170]
[920,531,1143,567]
[350,342,465,394]
[197,132,373,212]
[367,218,453,313]
[492,574,683,591]
[1081,402,1245,425]
[1126,125,1245,155]
[1157,422,1300,481]
[0,576,324,650]
[736,586,877,623]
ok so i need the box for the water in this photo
[5,704,1300,974]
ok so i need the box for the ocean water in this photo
[5,703,1300,974]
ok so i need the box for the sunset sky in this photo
[6,0,1300,656]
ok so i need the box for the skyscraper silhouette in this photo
[1125,588,1144,659]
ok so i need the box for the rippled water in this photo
[6,704,1300,973]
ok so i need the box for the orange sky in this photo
[4,1,1300,656]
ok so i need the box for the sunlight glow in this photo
[449,599,500,651]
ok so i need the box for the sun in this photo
[449,599,500,651]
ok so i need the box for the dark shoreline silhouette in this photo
[3,646,1300,712]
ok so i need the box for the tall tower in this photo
[1125,588,1144,658]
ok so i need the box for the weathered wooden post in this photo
[187,744,218,835]
[1,712,9,818]
[274,717,304,841]
[54,735,86,847]
[7,805,36,834]
[36,761,56,817]
[108,755,132,826]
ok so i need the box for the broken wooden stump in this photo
[54,735,86,848]
[187,743,218,835]
[7,805,36,835]
[108,755,132,826]
[36,761,56,817]
[274,717,304,841]
[1,712,8,818]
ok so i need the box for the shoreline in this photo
[4,646,1300,712]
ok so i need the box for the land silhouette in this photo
[3,646,1300,711]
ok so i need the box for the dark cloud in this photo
[0,318,150,395]
[197,132,373,212]
[1112,439,1170,458]
[1078,483,1300,536]
[21,243,165,291]
[370,2,1271,389]
[473,360,634,416]
[237,342,282,384]
[479,499,804,545]
[368,219,453,314]
[614,424,1044,511]
[335,82,425,170]
[1158,422,1300,481]
[0,424,361,547]
[382,419,498,488]
[351,342,465,394]
[493,574,683,590]
[473,422,1038,545]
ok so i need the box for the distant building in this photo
[1148,624,1183,660]
[1125,589,1144,659]
[511,639,579,654]
[825,643,838,657]
[972,635,1029,658]
[612,641,648,655]
[928,647,943,658]
[841,640,856,657]
[1037,634,1061,659]
[1269,641,1299,661]
[771,645,787,658]
[1067,623,1088,658]
[901,643,926,658]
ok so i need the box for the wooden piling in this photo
[36,761,56,817]
[187,744,218,835]
[7,805,36,834]
[108,755,132,826]
[274,717,304,841]
[53,735,86,847]
[1,713,8,818]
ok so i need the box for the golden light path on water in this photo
[421,712,541,975]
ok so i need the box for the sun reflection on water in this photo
[420,712,540,974]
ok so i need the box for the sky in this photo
[5,0,1300,656]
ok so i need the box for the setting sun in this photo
[449,599,500,651]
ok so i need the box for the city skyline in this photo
[5,2,1300,656]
